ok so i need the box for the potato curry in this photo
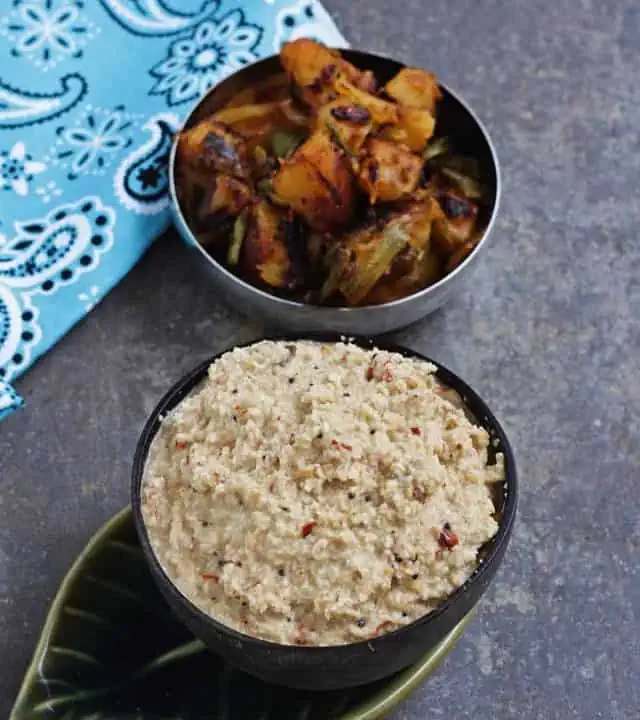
[176,39,488,306]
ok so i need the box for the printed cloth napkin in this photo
[0,0,345,420]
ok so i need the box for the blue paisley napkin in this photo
[0,0,345,420]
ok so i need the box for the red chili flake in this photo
[438,527,459,549]
[201,574,219,582]
[330,439,352,451]
[410,427,422,436]
[375,620,394,636]
[301,521,317,538]
[175,441,188,449]
[412,486,427,503]
[366,365,375,381]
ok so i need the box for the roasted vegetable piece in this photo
[357,138,422,203]
[440,167,487,200]
[423,136,449,161]
[365,249,442,304]
[333,75,398,126]
[177,120,251,179]
[318,99,373,156]
[337,197,439,304]
[271,129,306,158]
[337,222,409,304]
[272,130,354,231]
[223,73,290,108]
[319,243,351,302]
[211,100,308,156]
[227,210,248,266]
[198,174,253,223]
[241,201,292,288]
[364,197,442,302]
[280,39,376,109]
[382,106,435,151]
[432,192,479,255]
[281,40,341,108]
[384,67,442,114]
[177,166,216,218]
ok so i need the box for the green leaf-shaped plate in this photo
[11,508,472,719]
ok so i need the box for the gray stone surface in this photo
[1,0,638,717]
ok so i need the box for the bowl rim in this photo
[131,334,518,654]
[168,48,502,315]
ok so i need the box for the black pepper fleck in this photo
[402,611,408,617]
[443,522,451,530]
[231,389,238,395]
[356,618,366,627]
[370,429,376,435]
[348,492,355,499]
[289,377,295,384]
[278,568,285,577]
[365,494,371,502]
[412,573,420,580]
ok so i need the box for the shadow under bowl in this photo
[131,335,517,691]
[169,50,501,335]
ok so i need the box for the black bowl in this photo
[131,336,517,691]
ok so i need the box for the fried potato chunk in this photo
[357,138,422,203]
[272,130,354,231]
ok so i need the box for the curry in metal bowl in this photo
[175,40,491,308]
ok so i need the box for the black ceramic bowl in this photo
[131,336,517,691]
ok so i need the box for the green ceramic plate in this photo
[11,508,472,720]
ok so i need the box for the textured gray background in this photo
[1,0,639,718]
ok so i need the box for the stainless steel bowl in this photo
[169,50,501,334]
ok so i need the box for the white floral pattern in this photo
[149,9,262,106]
[0,0,99,72]
[0,142,46,197]
[51,104,141,180]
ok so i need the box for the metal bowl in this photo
[131,335,517,690]
[169,50,501,334]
